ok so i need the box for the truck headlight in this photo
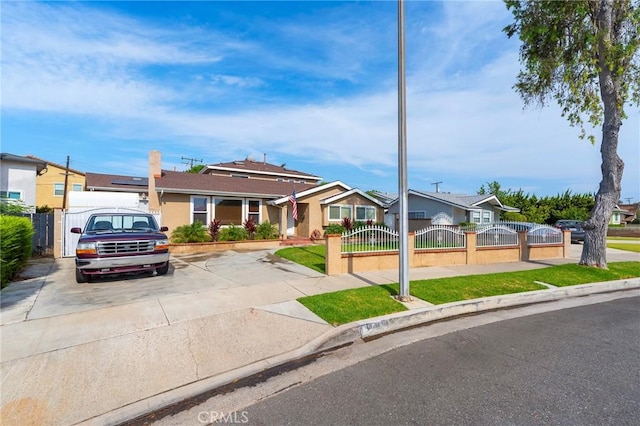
[155,238,169,250]
[76,241,97,255]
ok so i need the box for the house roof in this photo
[25,155,85,176]
[1,153,47,174]
[269,181,352,205]
[203,159,322,181]
[86,172,149,193]
[155,170,318,198]
[390,190,519,212]
[320,188,386,207]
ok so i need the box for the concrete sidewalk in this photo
[0,245,638,425]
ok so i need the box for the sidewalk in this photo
[0,246,638,425]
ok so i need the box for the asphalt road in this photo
[236,296,640,426]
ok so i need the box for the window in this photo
[471,211,481,224]
[72,184,83,191]
[54,183,64,197]
[191,196,209,225]
[214,198,243,225]
[0,191,21,200]
[329,205,352,221]
[482,210,492,223]
[248,200,260,223]
[356,206,376,221]
[408,211,427,219]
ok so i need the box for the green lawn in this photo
[275,245,326,273]
[294,259,640,326]
[607,242,640,253]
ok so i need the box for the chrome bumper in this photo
[76,253,169,271]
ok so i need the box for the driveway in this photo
[0,249,324,323]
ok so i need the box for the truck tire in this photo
[76,268,88,283]
[156,262,169,276]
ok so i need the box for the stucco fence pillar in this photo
[465,231,477,265]
[325,234,342,275]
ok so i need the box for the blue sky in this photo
[2,1,639,202]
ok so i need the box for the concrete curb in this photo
[81,278,640,426]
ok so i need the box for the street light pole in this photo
[397,0,410,301]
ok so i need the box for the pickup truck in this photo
[71,213,170,283]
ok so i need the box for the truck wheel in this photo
[76,268,88,283]
[156,262,169,276]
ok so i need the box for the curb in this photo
[83,278,640,426]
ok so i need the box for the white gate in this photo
[61,208,162,257]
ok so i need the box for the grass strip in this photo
[297,261,639,325]
[275,245,326,274]
[298,284,405,326]
[607,243,640,253]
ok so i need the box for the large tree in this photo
[504,0,639,268]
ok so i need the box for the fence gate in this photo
[61,208,161,257]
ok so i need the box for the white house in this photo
[0,153,47,211]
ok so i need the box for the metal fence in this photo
[415,225,466,250]
[527,224,563,245]
[476,225,519,247]
[341,225,399,254]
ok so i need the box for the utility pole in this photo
[397,0,410,302]
[624,197,632,204]
[181,156,203,170]
[431,181,442,193]
[61,155,70,210]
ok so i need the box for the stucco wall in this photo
[0,161,38,209]
[35,163,85,208]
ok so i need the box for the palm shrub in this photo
[1,215,34,287]
[218,224,248,241]
[255,221,279,240]
[171,222,211,243]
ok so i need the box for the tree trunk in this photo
[579,0,624,269]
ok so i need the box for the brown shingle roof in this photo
[156,170,317,198]
[204,159,321,181]
[86,172,148,192]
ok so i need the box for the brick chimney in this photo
[148,150,161,210]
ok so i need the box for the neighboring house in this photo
[0,153,47,211]
[27,156,86,209]
[146,151,384,238]
[386,189,519,231]
[85,172,150,209]
[617,203,638,224]
[609,204,634,225]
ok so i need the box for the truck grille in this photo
[97,240,155,255]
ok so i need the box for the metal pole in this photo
[397,0,410,301]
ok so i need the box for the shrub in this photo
[255,221,279,240]
[341,217,353,231]
[171,222,211,243]
[1,215,34,287]
[218,224,249,241]
[209,219,222,242]
[244,217,257,239]
[324,224,346,236]
[0,200,31,214]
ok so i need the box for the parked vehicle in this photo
[71,213,170,283]
[555,219,585,243]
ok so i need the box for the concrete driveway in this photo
[0,249,325,323]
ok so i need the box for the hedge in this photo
[1,215,34,288]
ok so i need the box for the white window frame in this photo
[191,195,210,225]
[72,183,83,191]
[246,199,261,223]
[482,210,492,223]
[408,211,427,220]
[329,204,353,221]
[54,183,64,197]
[213,197,244,226]
[0,190,22,200]
[471,210,482,224]
[356,205,377,221]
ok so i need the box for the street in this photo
[154,295,639,426]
